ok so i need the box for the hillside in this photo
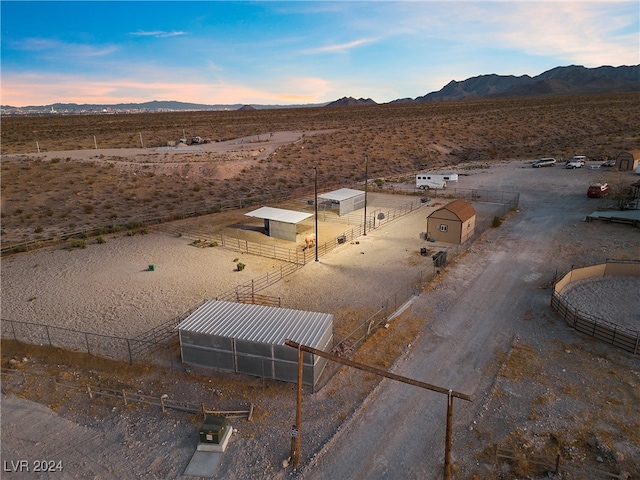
[1,92,639,246]
[417,64,640,101]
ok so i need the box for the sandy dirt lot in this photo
[2,159,639,479]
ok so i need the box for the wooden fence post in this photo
[45,325,52,346]
[127,339,133,364]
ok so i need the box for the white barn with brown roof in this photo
[426,199,476,244]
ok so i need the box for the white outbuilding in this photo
[245,206,313,242]
[318,188,366,216]
[177,300,334,386]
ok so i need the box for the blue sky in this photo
[1,1,638,107]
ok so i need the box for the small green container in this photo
[148,264,156,271]
[199,415,227,444]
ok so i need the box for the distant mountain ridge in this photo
[325,97,377,107]
[415,64,639,102]
[2,65,638,114]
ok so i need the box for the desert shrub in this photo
[67,239,86,249]
[96,235,106,244]
[34,226,43,233]
[125,221,142,229]
[492,216,503,227]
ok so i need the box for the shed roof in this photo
[318,188,364,202]
[245,206,313,224]
[618,150,640,160]
[432,199,476,222]
[177,300,333,347]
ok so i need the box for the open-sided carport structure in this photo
[245,206,313,242]
[177,300,333,386]
[318,188,366,216]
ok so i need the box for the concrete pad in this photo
[183,425,233,477]
[183,450,223,478]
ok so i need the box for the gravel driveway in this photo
[298,161,640,479]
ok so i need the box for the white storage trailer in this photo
[416,172,458,190]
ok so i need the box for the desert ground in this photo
[2,92,639,246]
[2,159,639,479]
[2,94,640,479]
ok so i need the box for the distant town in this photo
[0,104,240,117]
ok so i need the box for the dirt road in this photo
[299,162,638,479]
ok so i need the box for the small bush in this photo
[125,221,143,230]
[67,239,86,249]
[236,262,246,271]
[96,236,106,244]
[492,216,503,228]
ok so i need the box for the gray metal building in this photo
[177,300,333,386]
[245,206,313,242]
[318,188,366,216]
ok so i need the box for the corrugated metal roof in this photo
[245,206,313,224]
[318,188,364,202]
[177,300,333,347]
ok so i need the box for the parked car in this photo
[601,159,616,167]
[532,158,556,168]
[566,159,585,169]
[587,183,610,198]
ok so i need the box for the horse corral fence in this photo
[2,188,519,371]
[0,368,253,420]
[551,259,640,355]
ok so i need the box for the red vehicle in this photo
[587,183,609,198]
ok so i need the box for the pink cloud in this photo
[1,74,332,106]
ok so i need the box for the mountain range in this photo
[3,64,638,113]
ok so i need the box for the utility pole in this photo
[314,166,319,262]
[291,346,303,465]
[444,390,453,480]
[364,154,368,235]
